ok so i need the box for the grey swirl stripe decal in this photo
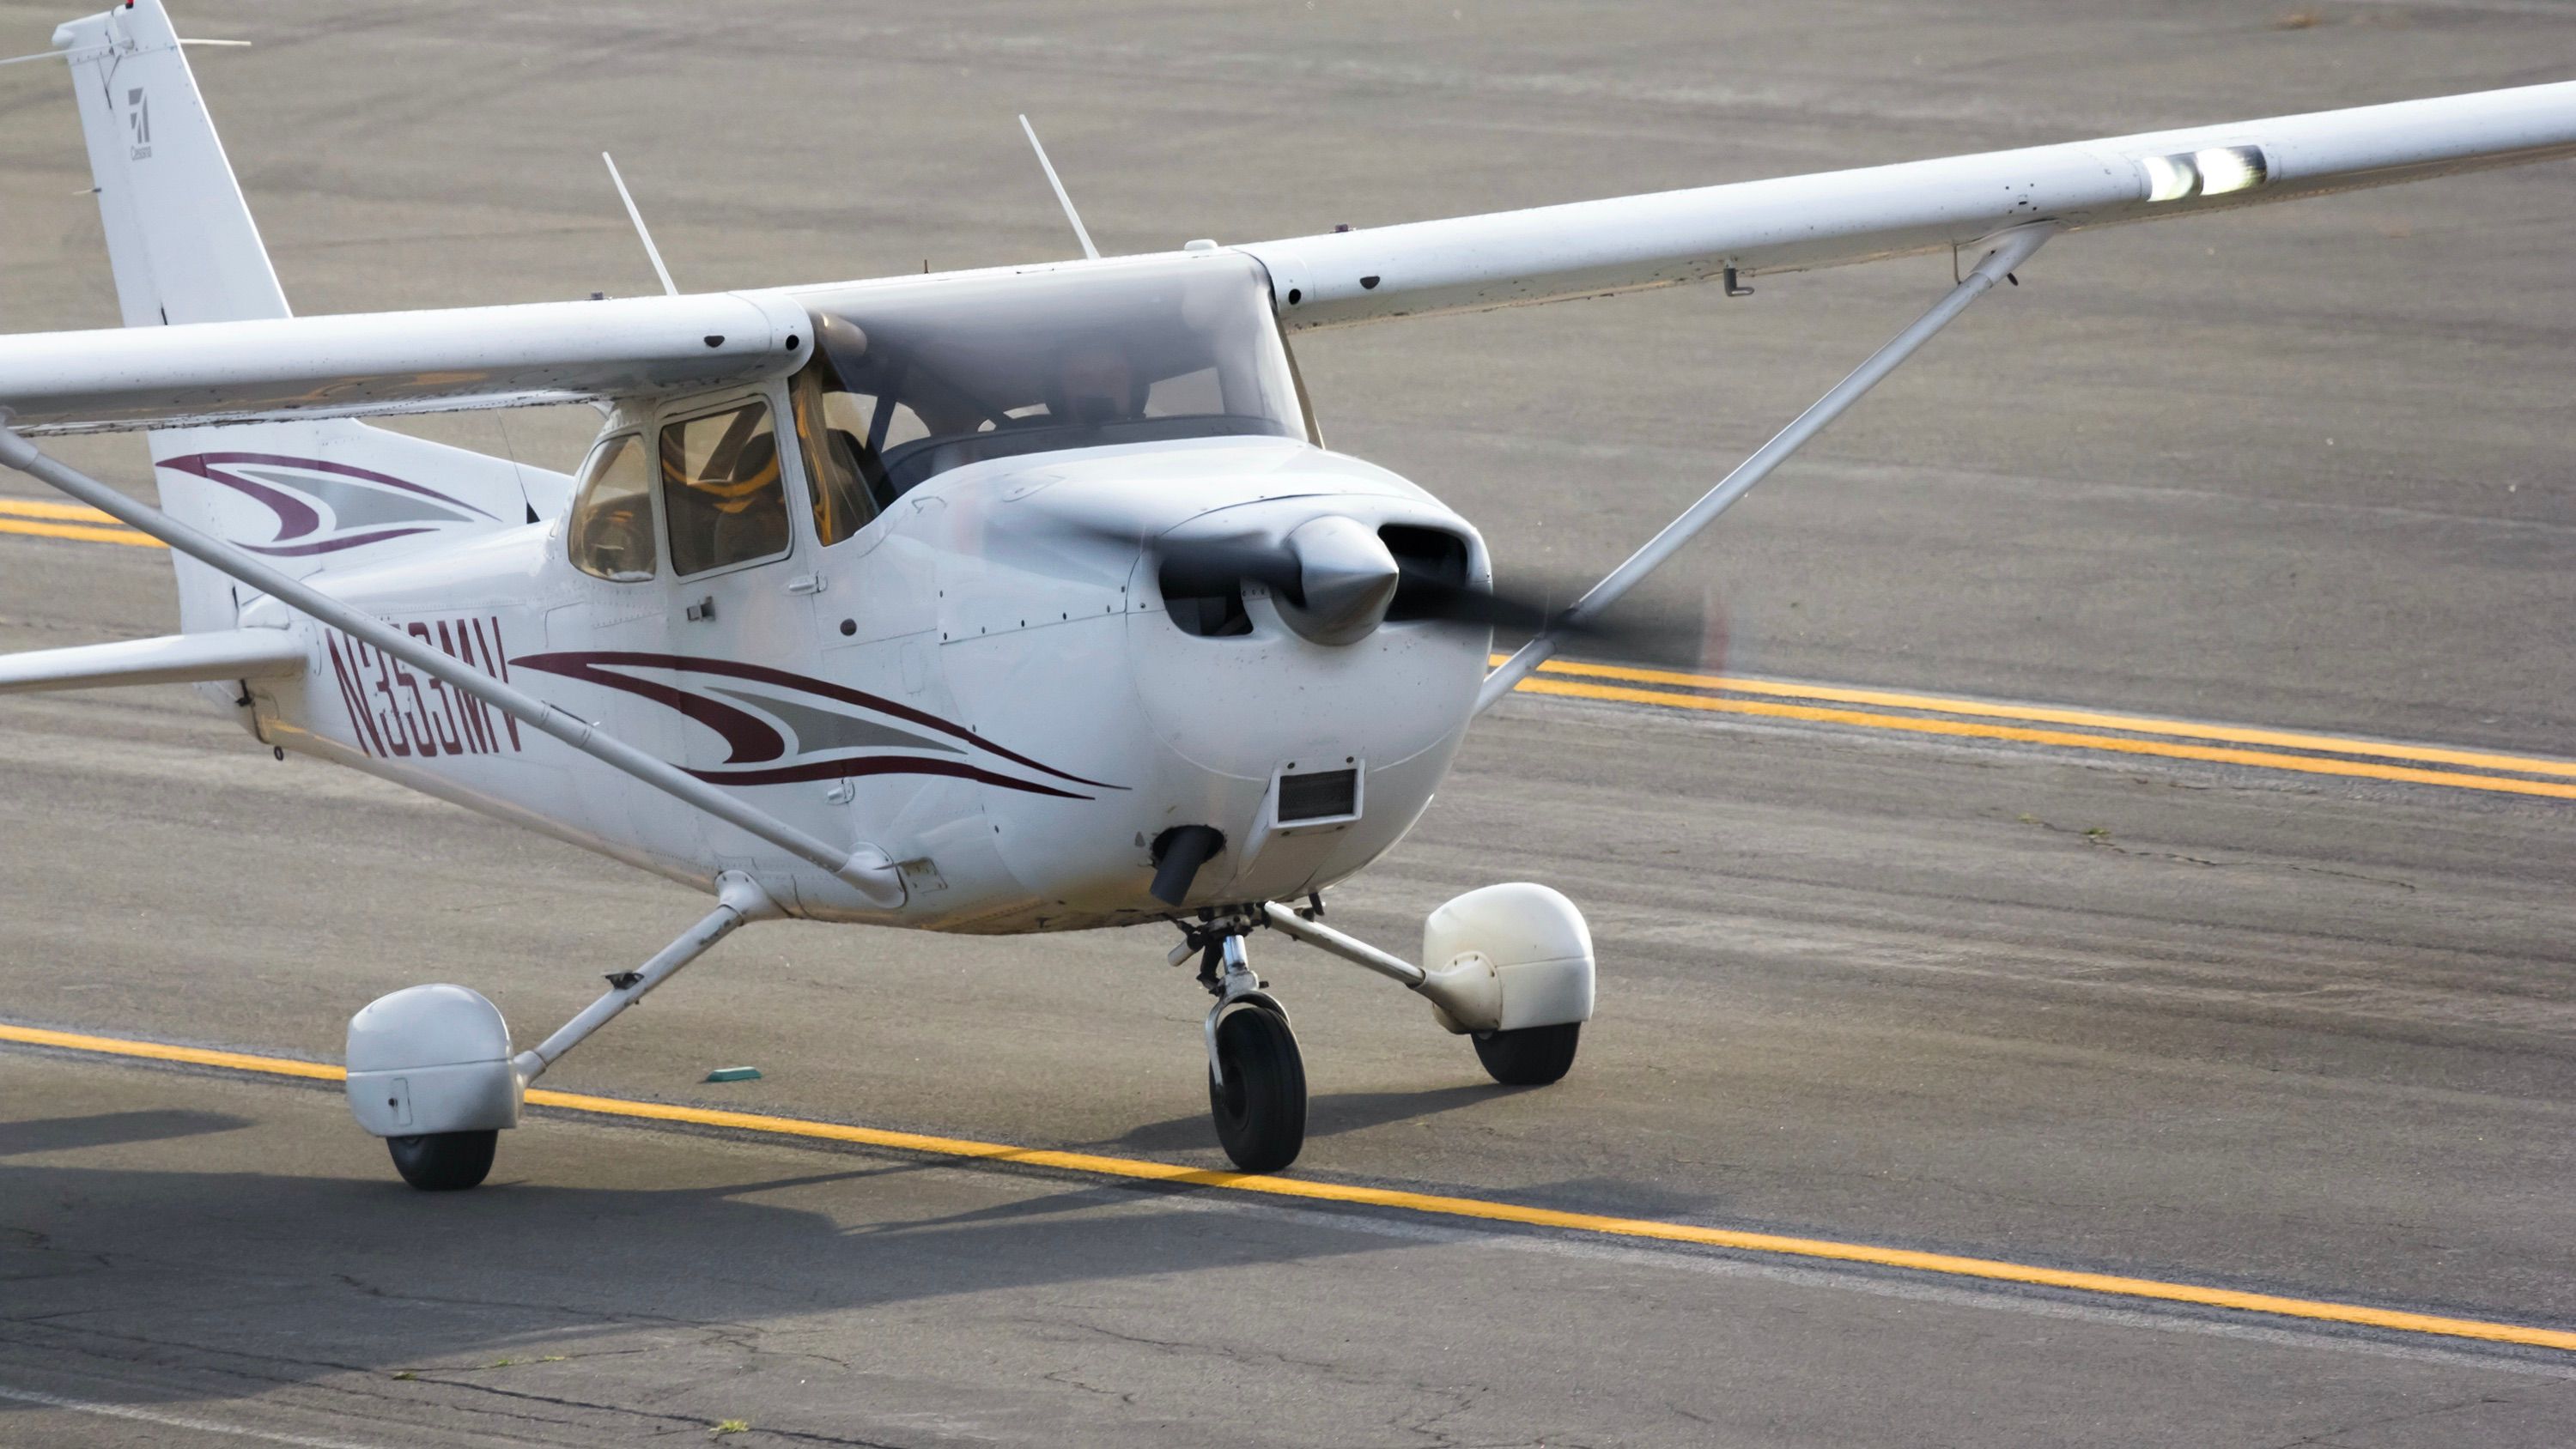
[160,452,497,557]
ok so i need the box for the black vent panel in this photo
[1161,555,1252,637]
[1378,525,1469,623]
[1277,767,1358,822]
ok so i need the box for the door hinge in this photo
[683,595,716,622]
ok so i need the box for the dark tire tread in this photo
[1473,1022,1582,1087]
[1207,1008,1307,1173]
[387,1130,498,1191]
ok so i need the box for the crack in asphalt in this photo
[1036,1316,1552,1447]
[0,1315,918,1448]
[2256,1390,2527,1448]
[2015,815,2420,891]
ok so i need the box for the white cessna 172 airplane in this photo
[4,0,2573,1191]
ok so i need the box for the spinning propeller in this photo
[1115,514,1709,661]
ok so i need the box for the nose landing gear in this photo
[1210,1006,1307,1172]
[1181,915,1308,1173]
[1170,884,1595,1173]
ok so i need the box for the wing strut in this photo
[1477,223,2054,714]
[0,425,906,909]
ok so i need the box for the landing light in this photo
[2136,144,2269,203]
[2194,146,2263,196]
[2141,154,2196,203]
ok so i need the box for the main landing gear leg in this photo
[1261,888,1595,1088]
[345,871,781,1191]
[1179,913,1307,1173]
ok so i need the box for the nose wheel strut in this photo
[1182,915,1307,1173]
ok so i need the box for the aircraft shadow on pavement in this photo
[0,1109,251,1158]
[1098,1082,1516,1154]
[0,1155,1417,1413]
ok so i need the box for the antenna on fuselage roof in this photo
[1017,114,1100,262]
[599,151,678,297]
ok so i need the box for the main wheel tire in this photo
[386,1130,498,1191]
[1473,1022,1582,1087]
[1207,1007,1307,1173]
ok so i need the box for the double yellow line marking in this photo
[5,1019,2572,1355]
[1507,657,2576,801]
[10,496,2567,802]
[0,497,163,549]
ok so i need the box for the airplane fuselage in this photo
[241,434,1491,932]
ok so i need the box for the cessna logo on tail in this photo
[125,88,149,159]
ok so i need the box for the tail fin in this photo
[55,0,569,633]
[54,0,285,329]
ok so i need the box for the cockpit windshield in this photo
[790,253,1308,518]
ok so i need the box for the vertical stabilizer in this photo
[51,1,569,637]
[55,0,288,328]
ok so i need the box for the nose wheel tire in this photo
[386,1130,498,1191]
[1472,1022,1582,1087]
[1208,1007,1307,1173]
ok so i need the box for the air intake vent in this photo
[1160,560,1252,637]
[1278,767,1358,822]
[1378,525,1469,622]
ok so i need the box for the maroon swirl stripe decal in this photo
[507,651,1120,799]
[159,452,497,557]
[690,757,1094,798]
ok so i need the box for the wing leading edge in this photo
[0,291,810,436]
[8,78,2574,433]
[1241,79,2576,330]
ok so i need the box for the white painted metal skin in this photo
[11,72,2576,433]
[7,0,2575,932]
[7,0,2576,1174]
[1244,80,2576,329]
[0,627,301,694]
[232,406,1490,932]
[0,294,810,436]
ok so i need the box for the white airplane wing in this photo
[5,79,2573,433]
[0,0,809,438]
[1240,80,2576,329]
[0,292,809,436]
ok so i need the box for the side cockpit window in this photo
[787,354,890,548]
[566,433,655,581]
[660,400,791,577]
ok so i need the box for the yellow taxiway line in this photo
[0,498,162,549]
[5,1019,2572,1355]
[6,506,2567,799]
[1504,658,2576,801]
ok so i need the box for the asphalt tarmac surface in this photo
[3,2,2575,1444]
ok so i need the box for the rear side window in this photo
[660,400,790,577]
[566,433,655,581]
